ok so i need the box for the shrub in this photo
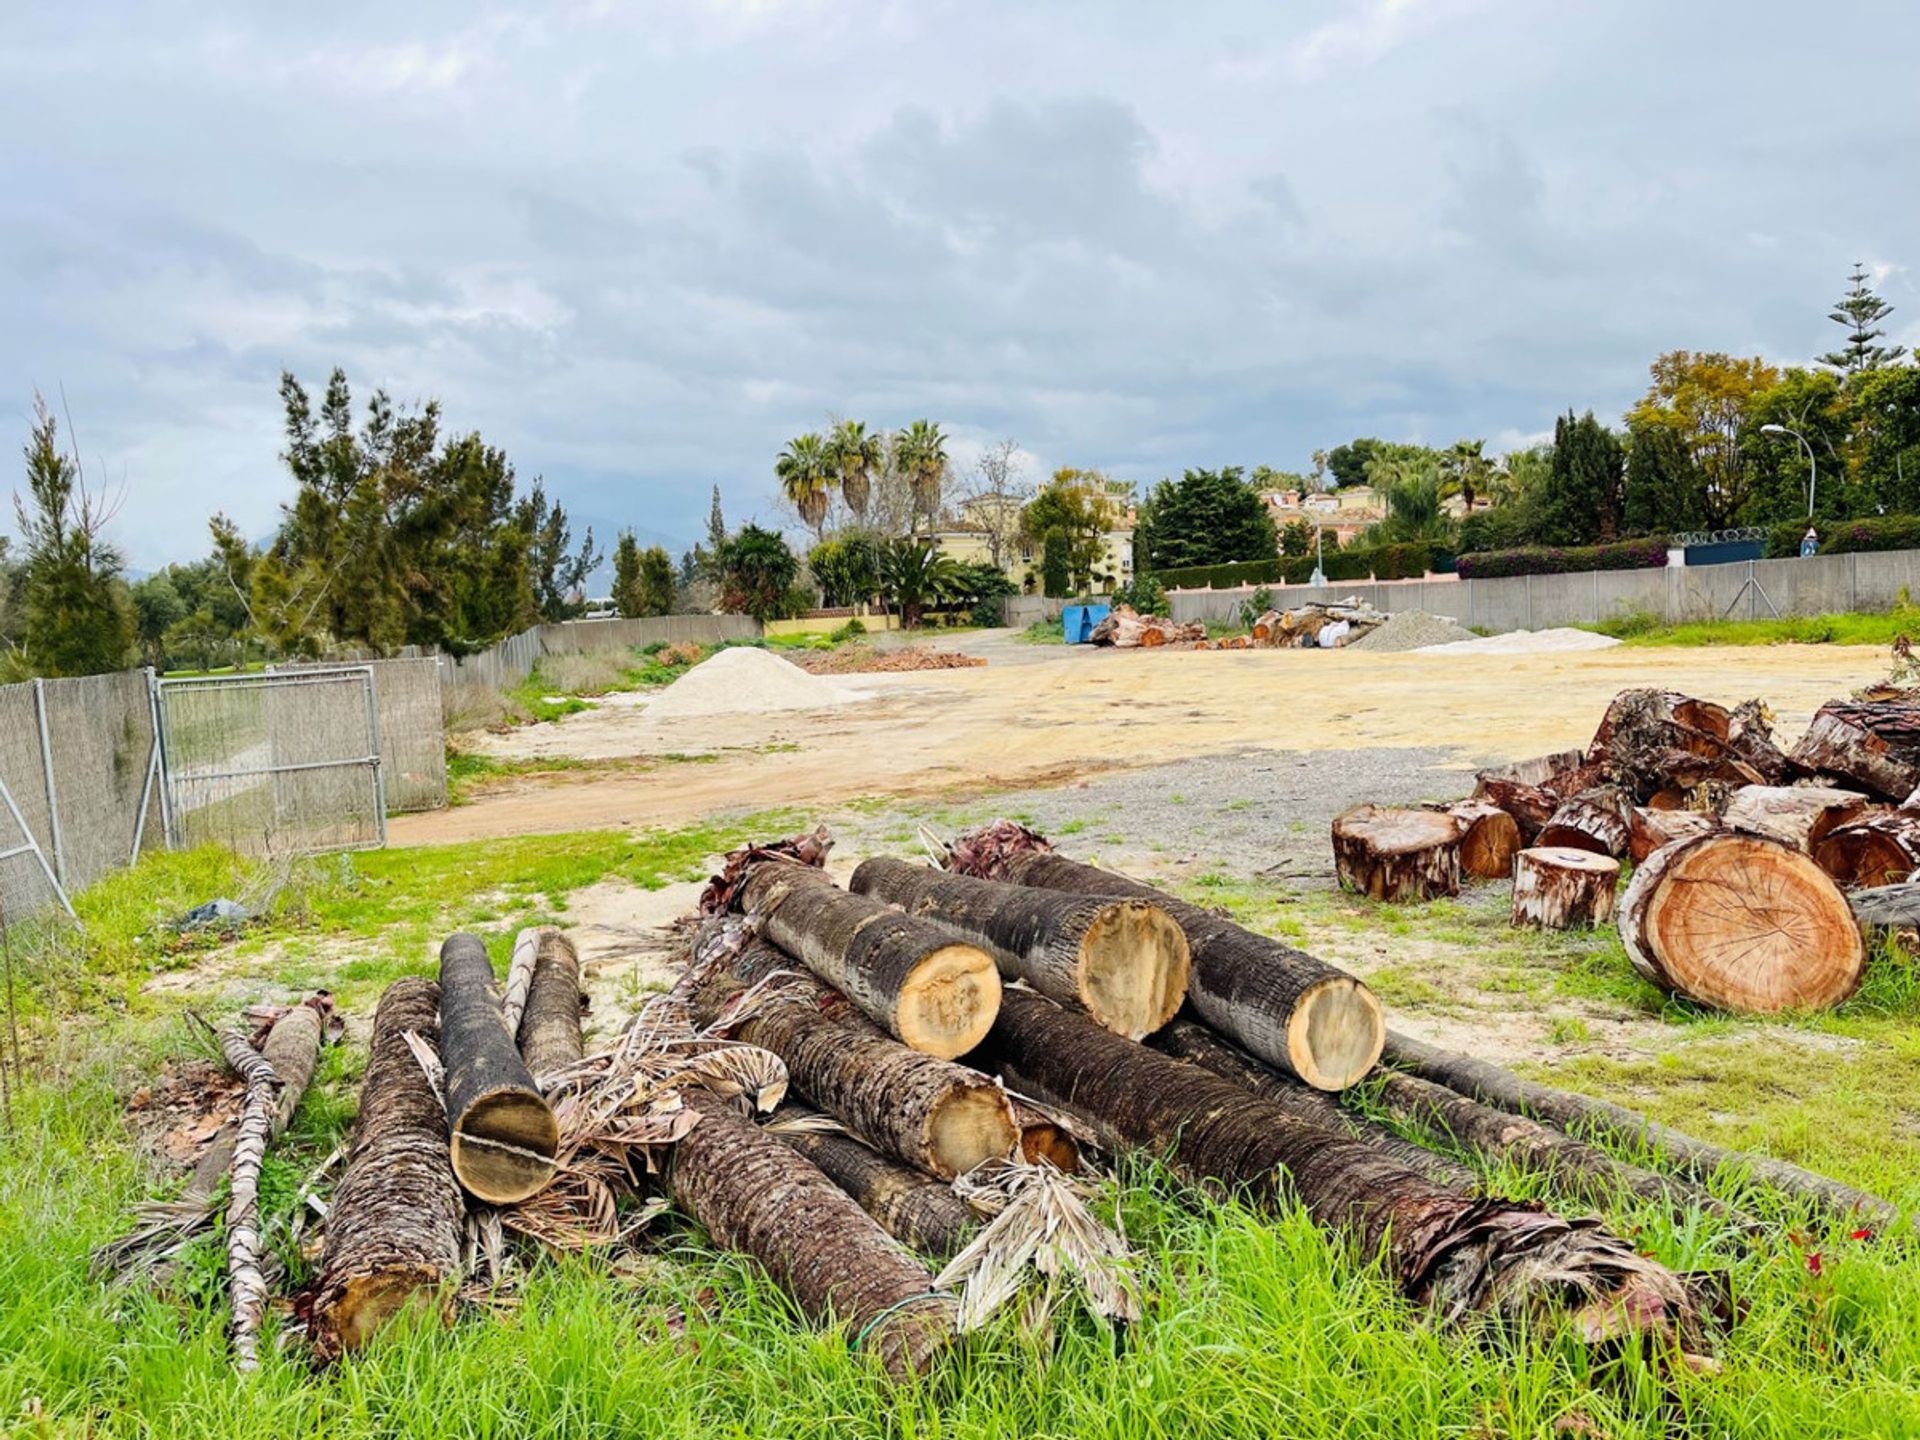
[1238,586,1275,627]
[1112,572,1167,615]
[828,618,867,643]
[1817,515,1920,556]
[1456,537,1668,580]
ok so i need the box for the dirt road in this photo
[392,635,1887,844]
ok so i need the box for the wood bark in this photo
[1812,809,1920,889]
[668,1088,954,1380]
[988,990,1705,1347]
[1788,699,1920,800]
[1627,806,1719,864]
[1368,1068,1739,1223]
[1721,784,1870,853]
[1437,799,1523,879]
[517,929,583,1086]
[180,1000,329,1209]
[310,978,465,1362]
[948,840,1384,1092]
[850,858,1190,1040]
[217,1028,279,1372]
[1847,879,1920,930]
[1331,805,1464,901]
[439,932,559,1204]
[1535,787,1632,858]
[1620,833,1865,1013]
[734,861,1001,1058]
[1510,847,1620,930]
[1588,688,1787,798]
[1153,1019,1477,1189]
[500,926,543,1039]
[769,1106,978,1258]
[1381,1029,1900,1228]
[687,934,1016,1178]
[1088,607,1206,648]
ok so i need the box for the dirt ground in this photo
[395,632,1889,844]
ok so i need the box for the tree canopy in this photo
[14,395,133,676]
[1140,467,1276,572]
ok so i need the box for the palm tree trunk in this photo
[516,929,582,1087]
[439,933,559,1204]
[768,1105,979,1259]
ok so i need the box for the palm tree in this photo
[1444,439,1491,512]
[775,433,835,537]
[879,537,963,628]
[891,419,948,531]
[826,419,883,523]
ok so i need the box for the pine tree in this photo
[1820,263,1906,374]
[638,546,676,616]
[1041,528,1072,598]
[1539,411,1625,546]
[14,395,133,676]
[611,532,644,617]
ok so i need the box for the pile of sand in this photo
[1417,628,1622,656]
[642,645,863,720]
[1347,611,1477,652]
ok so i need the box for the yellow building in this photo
[931,510,1135,594]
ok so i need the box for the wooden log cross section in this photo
[1331,805,1464,901]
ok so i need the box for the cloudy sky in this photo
[3,0,1916,569]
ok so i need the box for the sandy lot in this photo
[395,633,1888,844]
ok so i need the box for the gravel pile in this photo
[1417,628,1622,656]
[643,645,862,720]
[1347,611,1477,652]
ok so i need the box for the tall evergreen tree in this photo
[611,531,644,617]
[1621,424,1705,536]
[1821,263,1906,374]
[1142,467,1278,570]
[638,545,676,616]
[1539,411,1625,545]
[14,395,133,676]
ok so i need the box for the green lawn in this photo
[2,830,1917,1437]
[1588,609,1920,648]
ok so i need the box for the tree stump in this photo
[1331,806,1465,902]
[1627,806,1719,864]
[1536,787,1632,858]
[1510,847,1620,930]
[1722,784,1871,853]
[1812,809,1920,889]
[1437,800,1523,879]
[1619,833,1865,1013]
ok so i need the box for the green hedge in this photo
[1158,542,1437,590]
[1455,537,1668,580]
[1816,515,1920,556]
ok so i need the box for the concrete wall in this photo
[1004,594,1114,627]
[443,614,762,689]
[1166,550,1920,632]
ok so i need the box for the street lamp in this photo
[1761,423,1817,518]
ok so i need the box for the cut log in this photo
[1011,1098,1081,1172]
[1848,880,1920,930]
[768,1108,978,1258]
[686,932,1017,1178]
[1438,799,1523,879]
[517,929,583,1086]
[668,1088,954,1379]
[1787,699,1920,800]
[1510,847,1620,930]
[1722,785,1871,853]
[439,933,559,1204]
[1627,806,1719,864]
[732,861,1001,1059]
[310,979,464,1361]
[1381,1029,1900,1228]
[1535,787,1632,858]
[1589,689,1789,798]
[1812,809,1920,889]
[1331,805,1464,901]
[945,827,1385,1091]
[849,858,1190,1040]
[183,1000,329,1208]
[1369,1068,1740,1222]
[1153,1019,1477,1190]
[1088,607,1207,648]
[500,926,544,1039]
[988,990,1707,1349]
[1619,834,1865,1013]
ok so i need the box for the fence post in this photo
[147,668,177,851]
[31,679,64,888]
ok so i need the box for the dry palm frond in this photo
[934,1160,1141,1333]
[763,1109,848,1137]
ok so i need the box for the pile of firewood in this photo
[1251,598,1389,648]
[1332,686,1920,1015]
[111,812,1912,1380]
[1087,605,1206,648]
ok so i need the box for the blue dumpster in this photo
[1061,604,1111,644]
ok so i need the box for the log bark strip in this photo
[1813,809,1920,889]
[948,837,1384,1091]
[218,1028,280,1372]
[1381,1029,1900,1227]
[1620,833,1865,1013]
[310,979,465,1362]
[517,929,583,1086]
[1154,1019,1477,1190]
[688,934,1016,1178]
[439,933,559,1203]
[668,1089,955,1379]
[1510,847,1620,930]
[988,990,1704,1346]
[850,858,1190,1040]
[180,1000,330,1211]
[1722,785,1870,853]
[501,927,544,1039]
[1331,805,1464,901]
[735,862,1001,1058]
[769,1106,978,1258]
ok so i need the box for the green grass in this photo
[444,750,720,805]
[1589,608,1920,648]
[1015,619,1064,644]
[5,831,1920,1436]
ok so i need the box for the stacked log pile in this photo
[1087,605,1206,648]
[1254,598,1389,649]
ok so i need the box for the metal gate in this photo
[156,667,385,857]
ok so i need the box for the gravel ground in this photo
[1347,611,1476,652]
[834,744,1472,885]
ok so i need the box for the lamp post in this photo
[1310,524,1325,588]
[1761,423,1816,518]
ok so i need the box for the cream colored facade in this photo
[932,520,1135,594]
